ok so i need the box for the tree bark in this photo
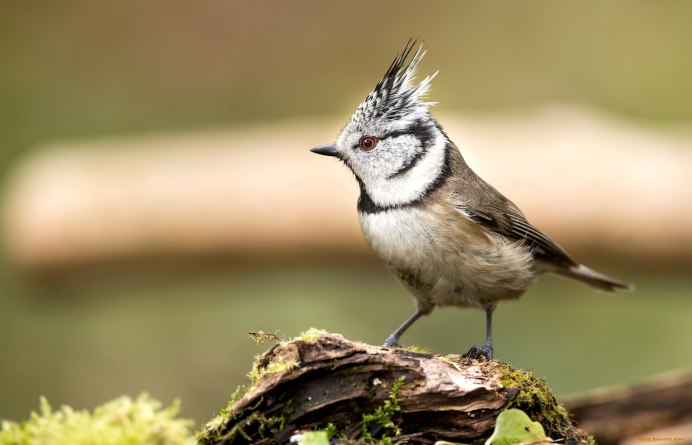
[199,331,591,445]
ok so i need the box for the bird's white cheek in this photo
[364,132,447,207]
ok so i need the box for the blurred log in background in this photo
[4,107,692,274]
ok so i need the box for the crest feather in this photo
[355,40,437,125]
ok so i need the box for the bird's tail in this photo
[558,264,634,292]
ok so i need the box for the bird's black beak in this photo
[310,143,339,157]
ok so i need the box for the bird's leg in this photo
[481,303,495,359]
[466,304,496,359]
[383,308,426,347]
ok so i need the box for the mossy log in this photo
[199,331,592,445]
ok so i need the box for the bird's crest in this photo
[353,40,437,127]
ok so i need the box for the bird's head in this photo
[312,41,450,209]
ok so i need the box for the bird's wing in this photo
[452,178,577,268]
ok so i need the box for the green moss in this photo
[204,385,250,433]
[199,379,301,445]
[491,362,571,438]
[247,357,299,387]
[199,397,280,445]
[0,394,195,445]
[324,422,339,439]
[298,327,329,341]
[400,344,431,354]
[200,332,306,443]
[360,376,406,441]
[290,377,407,445]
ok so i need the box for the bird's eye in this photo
[358,136,378,151]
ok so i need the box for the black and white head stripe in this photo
[385,118,438,179]
[353,40,437,126]
[357,139,454,214]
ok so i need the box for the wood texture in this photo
[199,332,589,445]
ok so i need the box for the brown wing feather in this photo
[451,164,578,268]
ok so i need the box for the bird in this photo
[310,41,634,358]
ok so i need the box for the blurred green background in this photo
[1,0,691,428]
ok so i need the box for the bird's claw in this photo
[465,345,494,360]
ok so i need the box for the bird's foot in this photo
[383,336,400,348]
[465,344,494,360]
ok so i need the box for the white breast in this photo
[359,207,435,266]
[358,206,535,308]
